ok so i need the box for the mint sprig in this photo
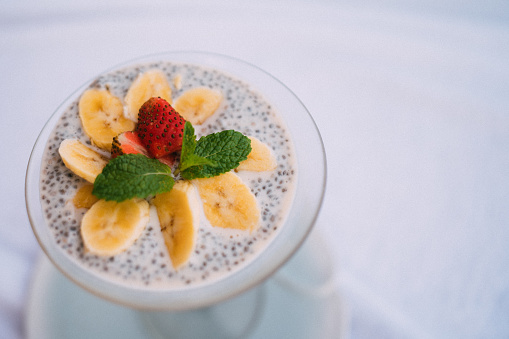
[178,122,217,173]
[91,122,251,202]
[179,122,251,180]
[93,154,175,202]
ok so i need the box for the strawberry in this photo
[135,97,186,158]
[111,131,150,159]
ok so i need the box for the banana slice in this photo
[81,198,149,256]
[173,87,222,125]
[79,88,135,151]
[193,172,260,231]
[124,69,173,122]
[59,139,108,183]
[153,181,199,270]
[73,183,99,209]
[236,136,277,172]
[173,74,182,90]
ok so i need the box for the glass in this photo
[26,51,326,315]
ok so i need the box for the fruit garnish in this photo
[178,122,251,180]
[236,136,277,172]
[111,131,178,168]
[173,74,182,90]
[124,70,173,122]
[93,121,251,202]
[58,139,108,183]
[80,198,150,256]
[79,89,135,151]
[153,181,199,269]
[92,154,175,202]
[173,87,222,125]
[193,172,260,231]
[73,184,99,209]
[111,131,150,159]
[135,97,186,159]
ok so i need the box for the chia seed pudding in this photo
[40,61,297,289]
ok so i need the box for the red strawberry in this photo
[111,131,150,159]
[135,97,186,158]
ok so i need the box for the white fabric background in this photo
[1,0,509,338]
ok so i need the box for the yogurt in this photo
[40,61,297,289]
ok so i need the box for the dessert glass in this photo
[25,51,327,335]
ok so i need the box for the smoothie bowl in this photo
[25,52,326,311]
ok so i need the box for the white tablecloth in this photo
[2,0,509,338]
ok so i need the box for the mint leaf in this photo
[181,129,251,180]
[93,154,174,202]
[179,122,217,172]
[181,153,217,171]
[180,121,197,166]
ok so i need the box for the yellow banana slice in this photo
[73,183,99,209]
[236,136,277,172]
[173,74,182,90]
[153,181,199,270]
[79,88,135,151]
[81,198,150,256]
[193,172,260,232]
[173,87,222,125]
[58,139,108,183]
[124,69,173,122]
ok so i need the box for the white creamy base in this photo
[40,61,297,290]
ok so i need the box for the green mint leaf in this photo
[181,129,251,180]
[179,121,217,172]
[93,154,175,202]
[181,153,217,171]
[179,121,197,169]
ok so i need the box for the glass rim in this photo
[25,51,327,310]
